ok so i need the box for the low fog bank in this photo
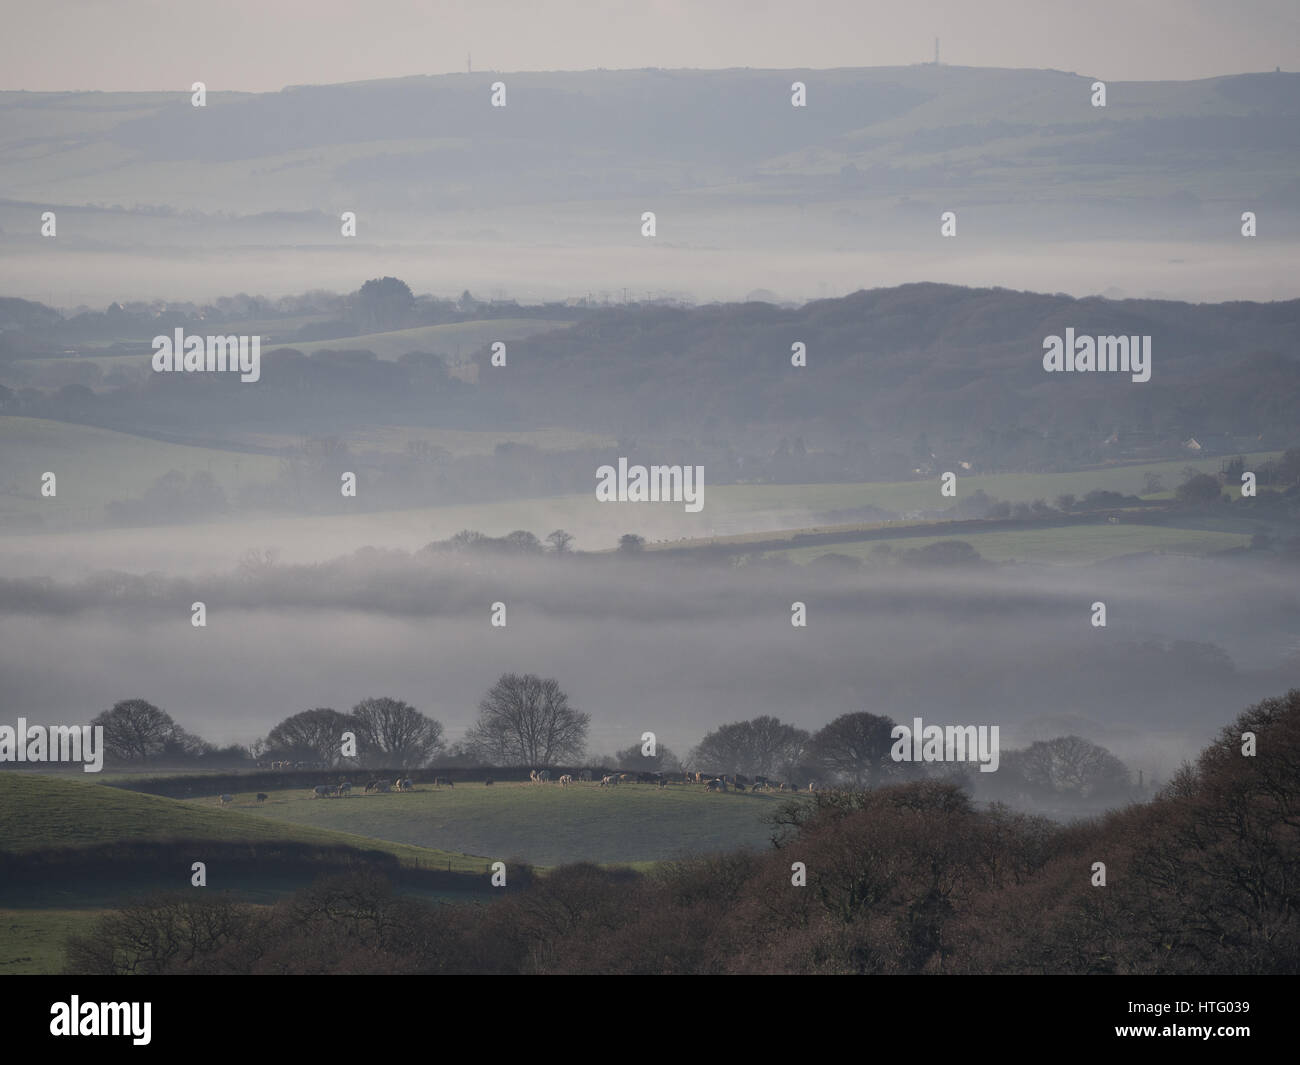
[1,547,1295,787]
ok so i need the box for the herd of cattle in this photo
[218,771,818,805]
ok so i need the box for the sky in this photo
[2,0,1296,92]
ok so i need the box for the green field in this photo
[0,416,282,526]
[0,908,103,976]
[288,319,567,360]
[26,317,570,373]
[232,779,787,868]
[0,772,798,973]
[697,454,1280,524]
[0,773,482,871]
[1,441,1278,558]
[778,522,1253,566]
[0,773,507,973]
[240,424,615,458]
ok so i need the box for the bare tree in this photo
[265,708,355,765]
[546,529,575,555]
[90,699,181,763]
[465,673,589,765]
[690,716,809,778]
[808,712,898,787]
[349,697,444,769]
[1015,735,1131,798]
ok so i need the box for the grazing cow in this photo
[256,793,267,804]
[733,782,746,792]
[600,774,617,787]
[312,784,335,798]
[338,782,352,797]
[364,781,377,793]
[373,781,390,793]
[559,774,573,787]
[705,779,722,792]
[219,794,235,806]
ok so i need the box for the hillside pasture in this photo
[239,778,794,868]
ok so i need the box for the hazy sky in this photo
[3,0,1296,92]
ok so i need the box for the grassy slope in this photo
[0,773,484,870]
[0,416,281,523]
[239,780,791,868]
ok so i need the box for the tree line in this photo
[74,683,1135,801]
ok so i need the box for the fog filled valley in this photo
[2,29,1299,983]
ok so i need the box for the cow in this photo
[704,779,722,792]
[256,793,268,804]
[219,794,235,806]
[733,782,746,792]
[372,780,391,793]
[600,774,617,787]
[399,778,414,792]
[312,784,333,798]
[808,782,818,792]
[338,782,352,797]
[559,774,574,787]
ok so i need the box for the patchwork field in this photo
[0,440,1279,567]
